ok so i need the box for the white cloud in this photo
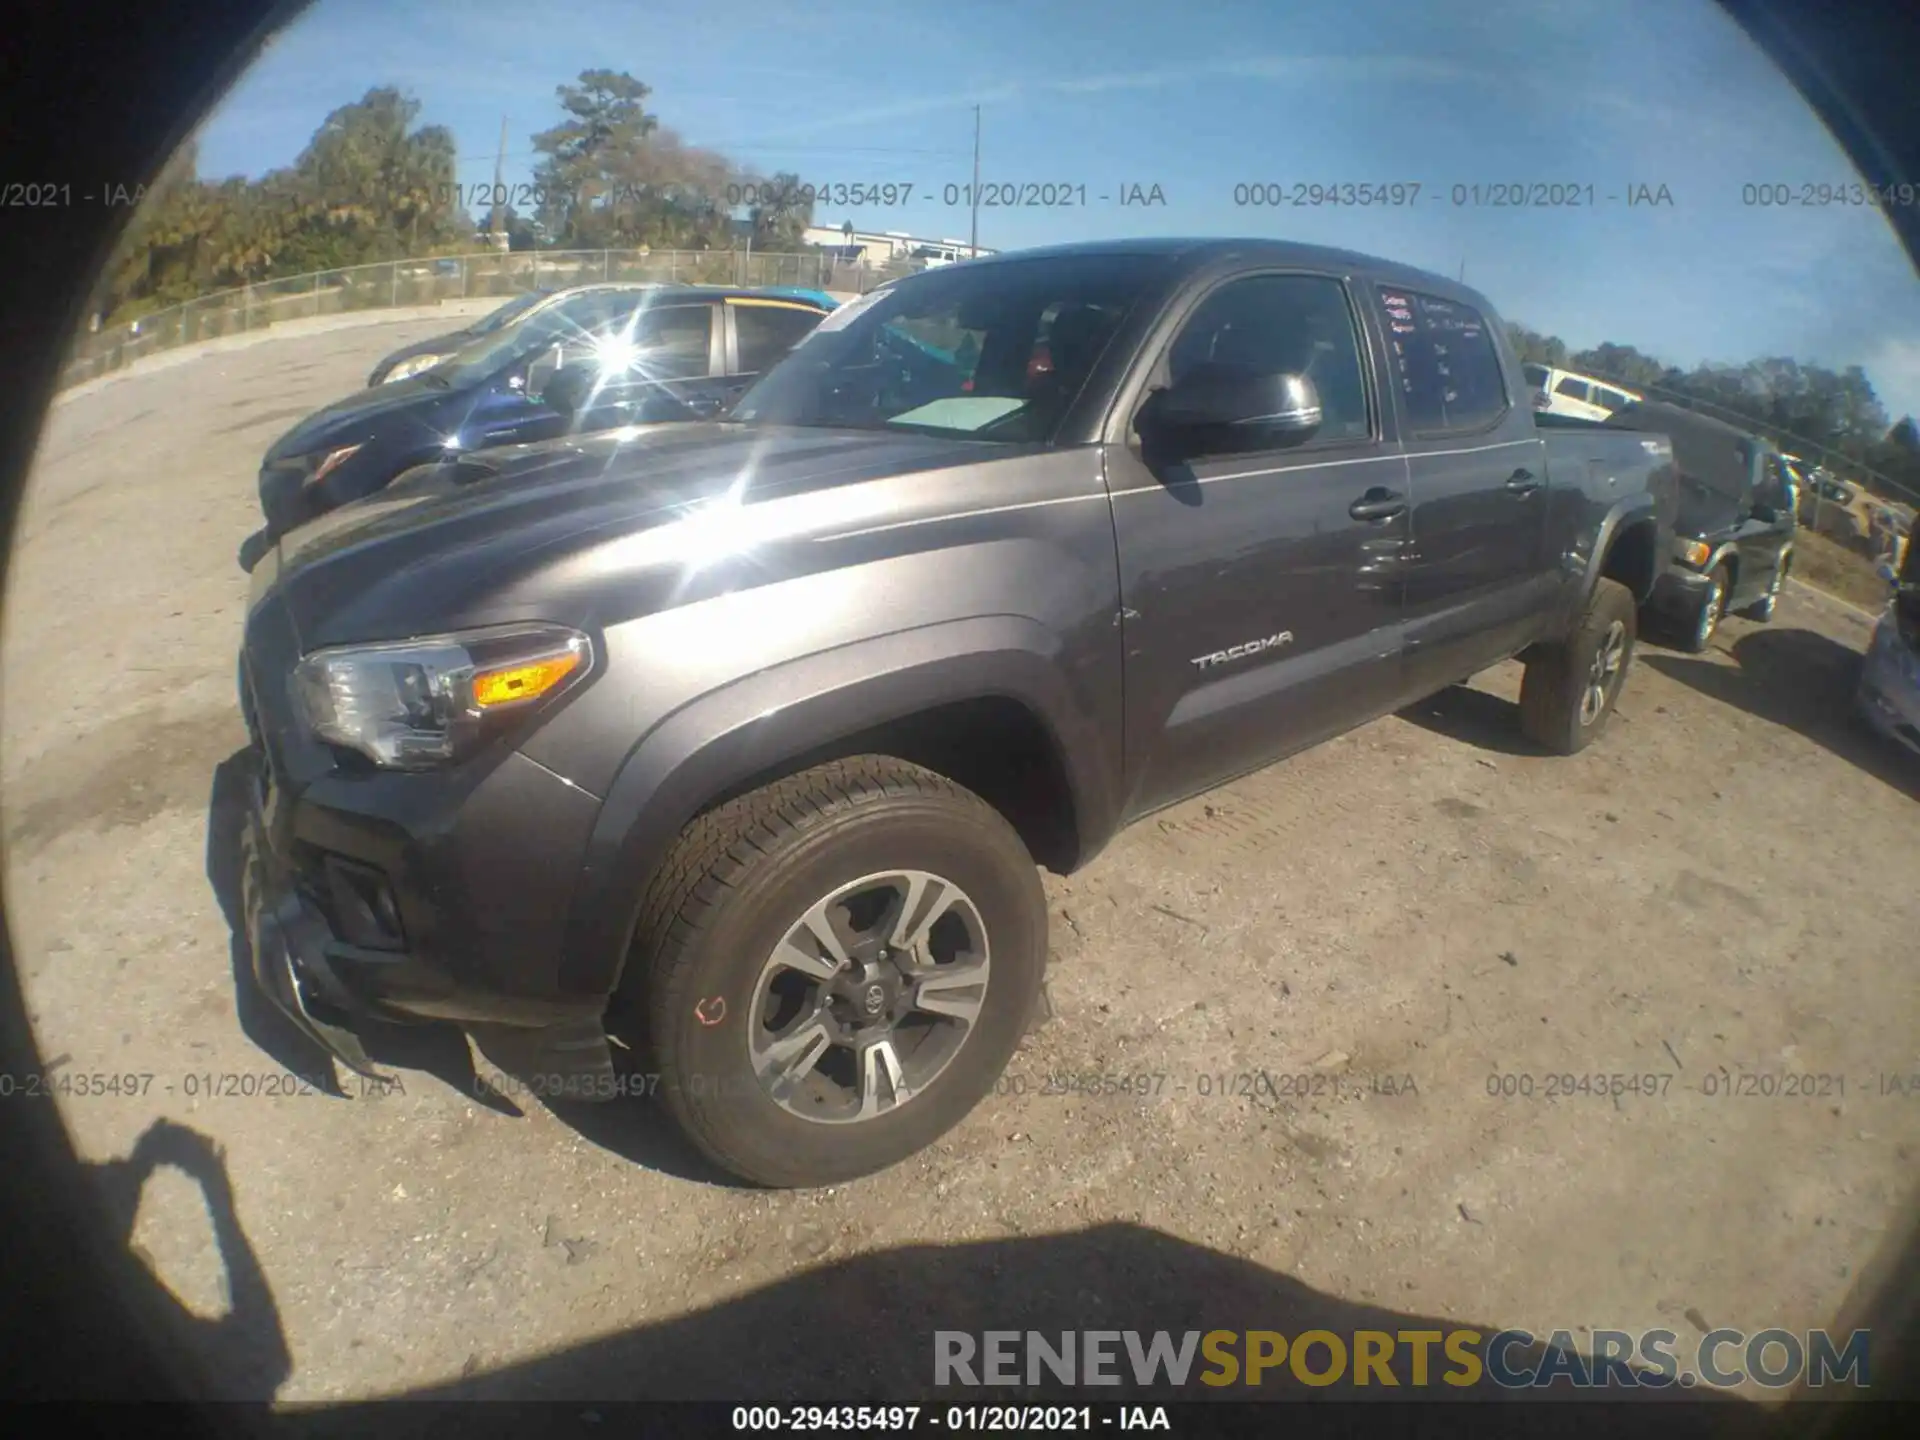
[1862,336,1920,421]
[768,52,1487,136]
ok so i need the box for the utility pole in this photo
[969,104,981,258]
[489,115,509,248]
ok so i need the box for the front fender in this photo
[554,615,1119,998]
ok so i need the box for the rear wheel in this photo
[1519,577,1638,754]
[628,756,1047,1188]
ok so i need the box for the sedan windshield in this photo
[469,289,552,335]
[730,253,1171,442]
[433,292,645,386]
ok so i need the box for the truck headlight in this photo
[291,623,592,769]
[384,353,447,382]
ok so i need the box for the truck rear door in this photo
[1103,268,1410,819]
[1374,284,1555,697]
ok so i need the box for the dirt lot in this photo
[3,319,1918,1406]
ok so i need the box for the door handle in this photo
[1505,468,1541,494]
[1349,488,1407,522]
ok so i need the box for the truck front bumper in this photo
[237,598,619,1085]
[1644,564,1716,626]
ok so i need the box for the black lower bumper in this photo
[1644,565,1714,623]
[240,797,385,1077]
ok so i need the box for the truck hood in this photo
[263,374,468,463]
[1673,473,1745,541]
[260,422,1019,650]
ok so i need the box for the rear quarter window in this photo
[733,303,825,374]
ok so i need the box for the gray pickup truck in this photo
[239,238,1677,1186]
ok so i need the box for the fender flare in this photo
[554,615,1117,998]
[1575,492,1663,616]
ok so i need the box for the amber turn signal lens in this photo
[471,650,582,709]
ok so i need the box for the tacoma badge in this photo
[1190,631,1294,670]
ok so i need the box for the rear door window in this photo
[1377,286,1510,433]
[1554,376,1593,402]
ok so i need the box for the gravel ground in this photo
[3,319,1917,1406]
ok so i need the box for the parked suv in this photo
[1523,364,1640,422]
[256,284,833,539]
[1612,400,1797,650]
[239,238,1675,1187]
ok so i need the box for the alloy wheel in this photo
[1581,618,1629,726]
[747,869,990,1124]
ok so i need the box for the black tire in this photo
[1677,564,1729,653]
[1519,577,1638,755]
[627,755,1047,1188]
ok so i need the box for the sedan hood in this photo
[371,327,478,380]
[265,422,1019,649]
[263,374,466,463]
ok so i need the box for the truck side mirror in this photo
[1142,369,1322,453]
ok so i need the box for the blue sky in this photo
[196,0,1920,421]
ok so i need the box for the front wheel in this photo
[1519,577,1638,754]
[628,756,1047,1188]
[1741,552,1788,622]
[1678,565,1729,653]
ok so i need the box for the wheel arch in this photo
[556,617,1117,1000]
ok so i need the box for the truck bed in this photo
[1538,414,1681,559]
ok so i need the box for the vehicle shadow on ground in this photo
[529,1012,761,1188]
[205,748,518,1111]
[86,1117,292,1402]
[1395,683,1544,757]
[1640,627,1920,802]
[278,1222,1791,1427]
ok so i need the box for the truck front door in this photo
[1103,269,1410,819]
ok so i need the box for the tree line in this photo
[92,70,1920,495]
[99,71,816,324]
[1507,323,1919,505]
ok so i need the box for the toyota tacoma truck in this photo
[237,238,1677,1188]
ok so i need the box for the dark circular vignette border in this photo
[0,0,1915,1425]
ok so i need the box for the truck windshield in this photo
[731,253,1171,442]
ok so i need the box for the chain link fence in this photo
[60,248,922,390]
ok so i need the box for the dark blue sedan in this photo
[257,284,833,538]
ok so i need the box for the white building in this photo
[801,224,995,266]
